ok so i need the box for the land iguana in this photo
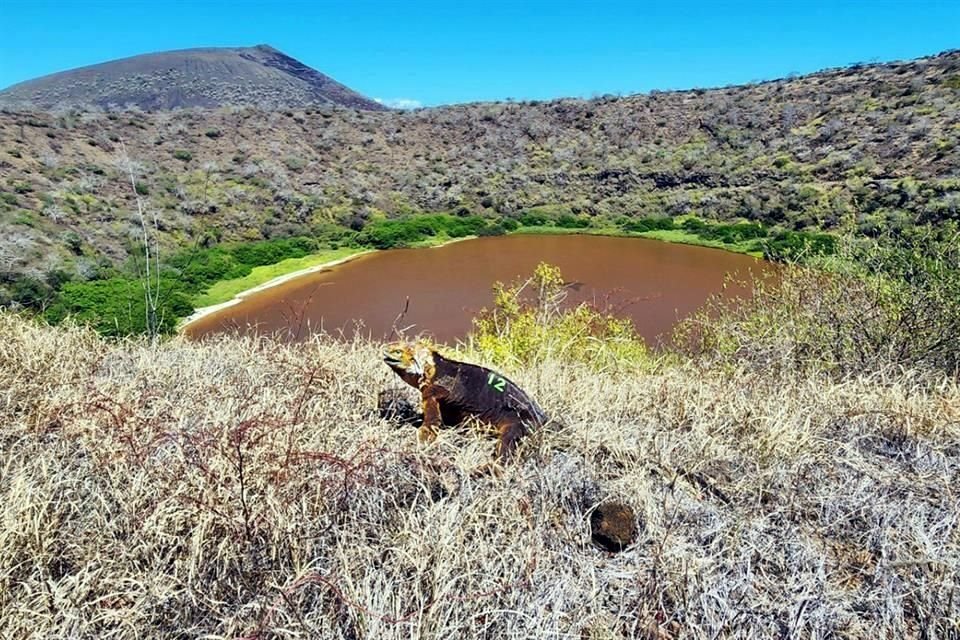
[382,340,548,461]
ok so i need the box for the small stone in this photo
[590,501,639,552]
[377,389,422,427]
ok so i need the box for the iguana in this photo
[382,340,548,461]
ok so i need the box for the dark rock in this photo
[377,389,422,428]
[590,501,639,552]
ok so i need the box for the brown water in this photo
[185,234,775,345]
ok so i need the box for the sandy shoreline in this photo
[177,250,374,330]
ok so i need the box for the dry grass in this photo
[1,311,959,638]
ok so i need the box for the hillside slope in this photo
[1,50,959,296]
[0,45,386,111]
[1,311,958,637]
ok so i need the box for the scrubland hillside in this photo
[1,49,959,300]
[2,258,958,638]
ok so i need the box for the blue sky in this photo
[0,0,957,107]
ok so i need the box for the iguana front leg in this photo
[494,415,528,461]
[418,392,442,444]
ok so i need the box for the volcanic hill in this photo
[0,45,386,111]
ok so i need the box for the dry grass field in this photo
[2,305,958,638]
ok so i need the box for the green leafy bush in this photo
[518,212,549,226]
[468,263,648,370]
[45,278,193,337]
[700,221,768,244]
[228,236,317,268]
[166,237,320,292]
[1,274,56,310]
[165,247,247,291]
[622,216,677,233]
[679,233,960,376]
[476,222,508,236]
[681,217,707,232]
[555,214,590,229]
[359,214,488,249]
[501,218,520,232]
[763,230,836,261]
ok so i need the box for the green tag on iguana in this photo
[487,372,506,392]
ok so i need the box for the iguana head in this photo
[383,340,436,388]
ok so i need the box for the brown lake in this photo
[184,234,775,345]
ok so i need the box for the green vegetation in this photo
[33,218,502,334]
[167,236,324,291]
[358,213,498,249]
[630,227,764,255]
[617,216,836,260]
[469,262,648,370]
[21,211,848,337]
[680,230,960,376]
[1,272,64,310]
[44,277,193,336]
[761,229,837,261]
[30,236,344,335]
[510,224,616,236]
[192,246,367,308]
[512,213,837,260]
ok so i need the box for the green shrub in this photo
[468,263,648,370]
[64,232,83,255]
[679,233,960,376]
[165,247,246,291]
[284,156,306,171]
[166,237,320,292]
[229,236,317,267]
[763,230,836,261]
[2,274,55,310]
[622,216,677,233]
[699,221,768,244]
[518,212,549,227]
[172,149,193,162]
[45,277,193,337]
[358,214,488,249]
[476,222,507,237]
[681,217,707,232]
[13,211,34,226]
[555,214,590,229]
